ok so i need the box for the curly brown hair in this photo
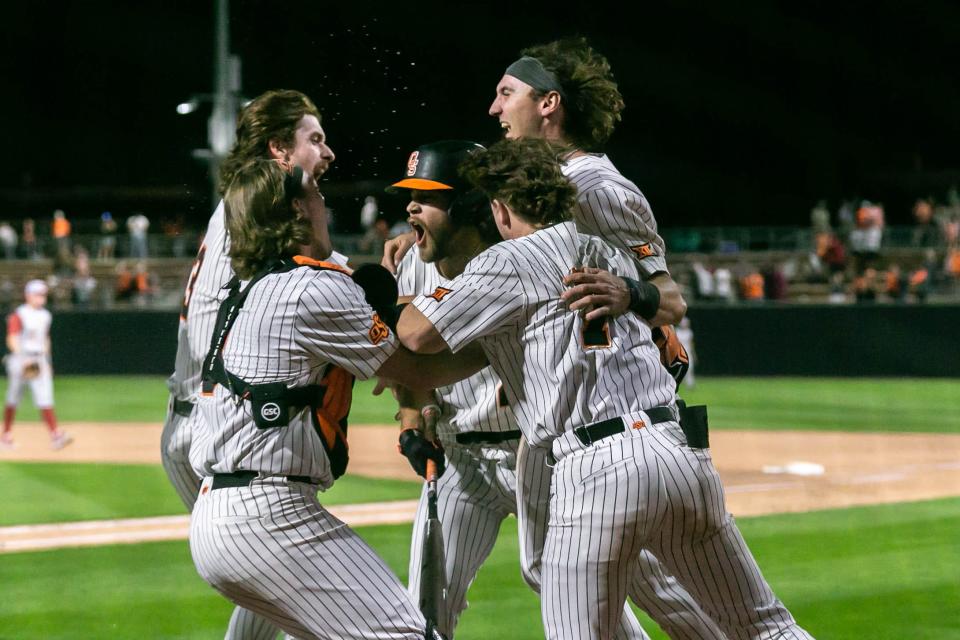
[217,90,321,196]
[224,160,311,278]
[521,37,624,151]
[460,139,576,227]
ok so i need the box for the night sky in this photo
[2,0,958,231]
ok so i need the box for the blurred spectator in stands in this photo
[71,249,97,309]
[0,221,17,260]
[823,232,847,276]
[99,212,118,261]
[52,209,72,259]
[849,201,884,273]
[837,198,857,242]
[115,260,135,301]
[675,316,696,389]
[908,266,930,303]
[853,267,879,303]
[828,272,848,304]
[388,217,413,238]
[131,261,154,307]
[690,261,715,300]
[20,218,39,260]
[0,277,13,310]
[360,195,379,229]
[883,264,907,303]
[810,200,831,234]
[162,214,187,258]
[911,199,941,248]
[739,269,765,303]
[714,267,734,303]
[358,214,390,259]
[762,263,788,301]
[126,212,150,259]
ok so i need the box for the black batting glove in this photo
[398,428,446,479]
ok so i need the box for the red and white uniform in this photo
[5,303,54,408]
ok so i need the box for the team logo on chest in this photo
[426,287,453,302]
[406,151,420,177]
[630,243,656,259]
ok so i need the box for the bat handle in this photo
[425,458,438,484]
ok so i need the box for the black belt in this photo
[211,471,315,490]
[574,406,676,446]
[455,430,522,445]
[172,398,195,417]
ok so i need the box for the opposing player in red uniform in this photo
[2,279,72,450]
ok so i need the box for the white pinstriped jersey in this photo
[8,305,51,355]
[412,221,676,450]
[563,154,669,278]
[167,201,232,402]
[396,246,517,446]
[190,264,396,489]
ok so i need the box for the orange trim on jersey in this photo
[581,317,612,350]
[314,367,353,451]
[655,325,689,367]
[7,313,22,337]
[292,255,351,275]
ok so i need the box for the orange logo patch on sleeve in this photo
[368,313,389,345]
[630,243,656,259]
[426,286,453,302]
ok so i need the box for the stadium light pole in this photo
[176,0,244,204]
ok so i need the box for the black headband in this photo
[504,56,567,102]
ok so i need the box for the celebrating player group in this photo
[163,37,815,640]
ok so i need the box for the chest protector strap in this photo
[200,258,355,478]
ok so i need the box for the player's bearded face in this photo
[288,115,336,180]
[489,75,543,140]
[407,191,454,263]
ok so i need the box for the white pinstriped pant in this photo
[542,421,813,640]
[191,477,426,640]
[162,398,286,640]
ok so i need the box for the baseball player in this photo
[1,279,71,451]
[392,141,719,640]
[162,89,337,640]
[397,139,813,640]
[189,159,485,640]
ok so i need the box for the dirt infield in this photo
[3,421,959,517]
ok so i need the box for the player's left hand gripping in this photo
[398,428,446,479]
[561,267,631,320]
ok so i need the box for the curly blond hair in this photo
[460,139,576,227]
[521,37,624,151]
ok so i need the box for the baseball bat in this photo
[418,406,448,634]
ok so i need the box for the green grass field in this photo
[2,375,958,638]
[8,375,960,432]
[1,499,957,639]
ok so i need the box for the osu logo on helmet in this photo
[406,151,420,177]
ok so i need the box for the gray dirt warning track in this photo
[1,422,959,552]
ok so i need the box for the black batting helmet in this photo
[390,140,495,236]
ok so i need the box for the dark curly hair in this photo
[460,139,576,227]
[217,89,321,196]
[224,160,311,279]
[521,37,624,151]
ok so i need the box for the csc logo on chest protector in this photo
[260,402,282,422]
